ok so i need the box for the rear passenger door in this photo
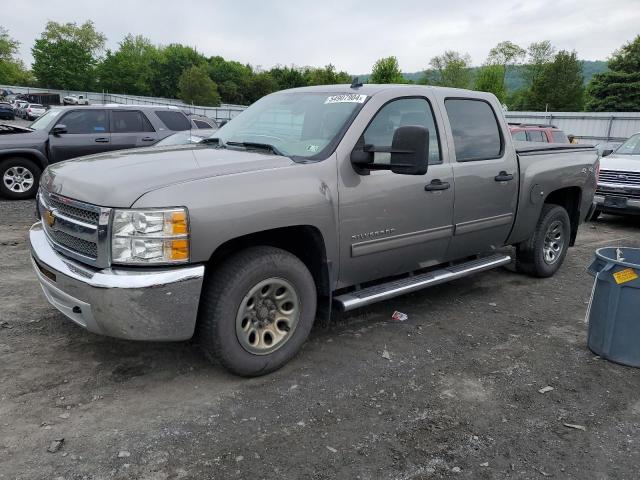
[444,98,519,260]
[48,109,110,162]
[109,110,159,151]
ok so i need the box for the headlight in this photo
[111,208,190,264]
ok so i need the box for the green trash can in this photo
[587,247,640,367]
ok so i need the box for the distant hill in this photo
[357,60,608,91]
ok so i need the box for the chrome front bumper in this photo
[29,222,205,341]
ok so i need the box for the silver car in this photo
[593,133,640,218]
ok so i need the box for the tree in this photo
[150,44,205,98]
[177,65,221,106]
[586,35,640,111]
[302,64,351,85]
[528,50,584,111]
[32,21,105,90]
[248,71,279,102]
[369,56,404,84]
[487,41,525,96]
[474,64,506,102]
[424,51,472,88]
[269,65,306,90]
[207,56,254,104]
[523,40,556,86]
[97,35,159,95]
[0,26,32,85]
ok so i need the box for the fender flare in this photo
[0,148,49,170]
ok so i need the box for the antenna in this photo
[350,76,363,89]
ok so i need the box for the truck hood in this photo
[41,145,295,207]
[599,154,640,173]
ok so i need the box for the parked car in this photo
[62,95,89,105]
[0,102,14,120]
[24,104,46,121]
[154,129,217,147]
[594,141,623,157]
[14,100,28,117]
[509,123,570,143]
[29,84,598,376]
[0,105,195,199]
[592,132,640,219]
[188,114,219,129]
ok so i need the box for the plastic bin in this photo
[587,247,640,367]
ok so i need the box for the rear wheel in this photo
[516,204,571,278]
[198,246,317,376]
[0,157,41,200]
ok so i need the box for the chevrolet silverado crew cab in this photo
[29,84,598,376]
[592,132,640,218]
[0,105,197,199]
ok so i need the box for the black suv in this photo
[0,105,200,199]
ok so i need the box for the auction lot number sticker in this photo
[325,94,367,104]
[613,268,639,285]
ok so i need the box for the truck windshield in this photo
[616,134,640,156]
[209,92,367,159]
[29,109,61,130]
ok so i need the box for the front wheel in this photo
[0,157,41,199]
[198,246,317,376]
[516,204,571,278]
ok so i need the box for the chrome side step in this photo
[334,253,512,311]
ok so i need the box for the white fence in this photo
[505,111,640,143]
[0,84,247,122]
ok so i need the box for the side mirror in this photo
[601,149,614,157]
[218,120,228,127]
[350,125,430,175]
[52,124,67,135]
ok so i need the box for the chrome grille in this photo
[599,170,640,186]
[38,189,111,268]
[49,229,98,257]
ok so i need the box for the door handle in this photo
[494,171,514,182]
[94,137,110,143]
[141,137,155,142]
[424,179,451,191]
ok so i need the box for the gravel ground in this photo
[1,199,640,480]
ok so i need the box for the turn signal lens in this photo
[170,211,188,235]
[166,239,189,261]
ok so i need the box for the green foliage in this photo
[474,64,506,102]
[527,50,584,111]
[267,65,306,90]
[423,51,472,88]
[97,35,159,95]
[207,56,254,104]
[177,65,221,106]
[303,64,351,85]
[488,41,526,67]
[151,44,206,98]
[32,21,105,90]
[0,26,32,85]
[586,35,640,112]
[369,57,404,84]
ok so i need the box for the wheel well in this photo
[544,187,582,246]
[207,226,332,322]
[0,151,46,171]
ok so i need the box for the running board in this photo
[334,253,512,312]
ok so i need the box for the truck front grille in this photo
[599,170,640,186]
[38,190,110,268]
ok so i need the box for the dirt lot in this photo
[1,199,640,480]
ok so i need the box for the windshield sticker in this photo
[324,94,367,104]
[306,144,320,152]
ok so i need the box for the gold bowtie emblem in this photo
[45,209,56,227]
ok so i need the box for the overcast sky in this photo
[5,0,640,73]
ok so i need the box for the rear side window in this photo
[551,130,569,143]
[445,99,503,162]
[60,110,108,134]
[155,110,191,131]
[193,119,214,129]
[527,130,546,142]
[111,110,155,133]
[512,130,526,141]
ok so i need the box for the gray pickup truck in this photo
[29,84,598,376]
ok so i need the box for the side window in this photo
[445,99,503,162]
[527,130,546,142]
[552,130,569,143]
[155,111,191,131]
[363,98,441,165]
[512,130,527,141]
[60,110,108,134]
[111,110,155,133]
[193,119,213,129]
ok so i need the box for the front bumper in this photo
[594,194,640,216]
[29,222,205,341]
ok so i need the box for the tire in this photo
[0,157,41,200]
[198,246,317,376]
[590,209,601,221]
[516,204,571,278]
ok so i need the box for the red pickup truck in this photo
[509,123,570,144]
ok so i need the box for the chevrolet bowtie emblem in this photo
[45,209,56,228]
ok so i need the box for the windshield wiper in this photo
[226,141,286,157]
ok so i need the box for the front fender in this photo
[0,148,49,170]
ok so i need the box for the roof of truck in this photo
[283,83,484,96]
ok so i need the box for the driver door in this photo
[48,109,110,163]
[337,95,454,287]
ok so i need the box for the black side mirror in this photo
[601,149,614,157]
[218,120,228,127]
[52,124,67,135]
[350,125,430,175]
